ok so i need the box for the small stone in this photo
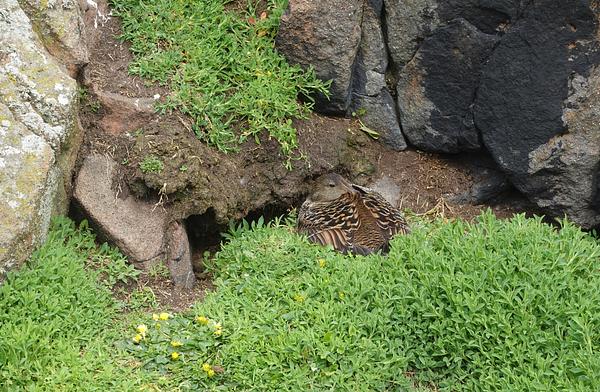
[167,221,196,289]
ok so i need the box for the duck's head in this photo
[307,173,357,203]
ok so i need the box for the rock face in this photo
[19,0,89,76]
[474,1,600,227]
[277,0,408,150]
[0,0,82,279]
[397,19,497,152]
[350,0,406,151]
[275,0,600,228]
[73,155,195,288]
[383,0,439,68]
[276,0,364,114]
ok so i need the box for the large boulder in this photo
[276,0,364,114]
[397,19,497,153]
[0,0,82,279]
[277,0,407,150]
[475,0,600,227]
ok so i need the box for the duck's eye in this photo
[328,182,335,187]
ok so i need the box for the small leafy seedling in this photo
[139,155,164,173]
[147,262,171,279]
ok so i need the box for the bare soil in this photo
[78,0,535,311]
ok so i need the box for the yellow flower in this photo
[159,312,170,321]
[152,313,159,321]
[136,324,148,336]
[338,291,345,299]
[171,352,180,360]
[212,322,223,337]
[196,316,209,325]
[170,340,183,347]
[318,259,326,268]
[207,369,215,377]
[133,334,143,344]
[202,363,212,372]
[293,294,305,303]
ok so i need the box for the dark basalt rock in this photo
[397,19,498,153]
[474,0,600,227]
[350,0,407,150]
[274,0,600,227]
[475,1,597,174]
[277,0,407,151]
[436,0,517,34]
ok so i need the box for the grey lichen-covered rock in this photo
[276,0,364,114]
[73,155,196,287]
[397,19,497,153]
[0,0,81,279]
[19,0,89,76]
[0,104,54,272]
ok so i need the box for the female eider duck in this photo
[297,173,409,255]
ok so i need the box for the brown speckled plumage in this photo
[297,173,409,255]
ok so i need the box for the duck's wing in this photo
[352,185,410,239]
[297,195,360,253]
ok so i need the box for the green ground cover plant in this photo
[110,0,329,157]
[122,212,600,391]
[139,155,164,174]
[3,213,599,390]
[0,218,143,391]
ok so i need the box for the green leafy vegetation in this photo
[147,262,171,280]
[139,155,164,173]
[77,86,101,113]
[0,218,142,390]
[122,212,600,390]
[3,213,599,390]
[119,312,224,385]
[110,0,329,156]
